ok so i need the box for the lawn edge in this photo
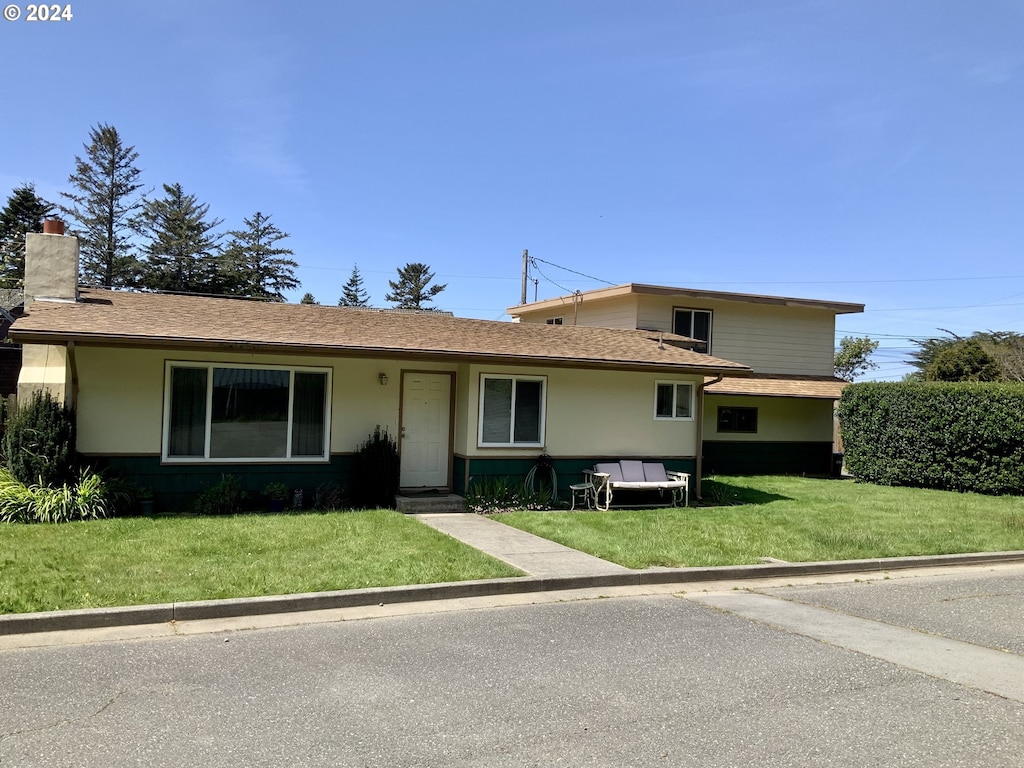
[3,550,1024,636]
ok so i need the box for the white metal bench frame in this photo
[583,460,690,511]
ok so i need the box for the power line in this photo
[529,257,616,287]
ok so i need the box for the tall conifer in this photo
[59,123,146,287]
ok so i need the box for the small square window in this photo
[479,375,546,446]
[655,382,694,420]
[545,317,564,325]
[717,406,758,433]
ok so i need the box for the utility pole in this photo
[520,249,529,305]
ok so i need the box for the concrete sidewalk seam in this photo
[3,550,1023,636]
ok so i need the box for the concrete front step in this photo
[395,493,466,514]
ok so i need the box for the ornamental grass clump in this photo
[465,475,551,514]
[0,466,129,523]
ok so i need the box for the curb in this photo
[3,550,1024,636]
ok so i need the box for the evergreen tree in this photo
[300,292,318,305]
[338,264,370,307]
[219,212,299,301]
[925,340,1000,382]
[909,329,1024,382]
[0,183,54,288]
[137,182,223,294]
[385,262,446,310]
[59,123,146,287]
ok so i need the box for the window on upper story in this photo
[163,363,330,461]
[654,382,694,420]
[717,406,758,433]
[478,374,546,447]
[673,308,712,354]
[546,317,564,325]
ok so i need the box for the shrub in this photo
[350,426,399,509]
[262,482,289,501]
[838,381,1024,495]
[313,481,344,510]
[193,475,245,516]
[2,390,77,487]
[0,466,130,523]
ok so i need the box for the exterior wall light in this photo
[378,373,388,386]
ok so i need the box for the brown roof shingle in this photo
[705,373,849,399]
[10,289,751,375]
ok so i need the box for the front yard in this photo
[4,476,1024,615]
[497,475,1024,569]
[0,510,521,614]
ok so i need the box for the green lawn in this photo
[497,475,1024,569]
[0,510,521,615]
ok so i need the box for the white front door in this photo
[399,372,452,488]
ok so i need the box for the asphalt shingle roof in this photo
[10,289,751,375]
[705,373,849,399]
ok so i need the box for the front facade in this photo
[509,284,864,476]
[11,234,750,509]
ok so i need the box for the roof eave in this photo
[10,329,752,376]
[509,282,865,316]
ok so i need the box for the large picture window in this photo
[478,375,546,447]
[164,363,330,461]
[654,382,694,420]
[673,308,712,354]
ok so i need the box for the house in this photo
[508,283,864,476]
[10,232,751,508]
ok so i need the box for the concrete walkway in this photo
[414,513,632,578]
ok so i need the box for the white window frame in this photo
[477,374,547,448]
[545,317,564,325]
[673,308,712,354]
[654,381,695,421]
[162,361,332,463]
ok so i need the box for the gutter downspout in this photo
[694,373,724,500]
[66,340,79,413]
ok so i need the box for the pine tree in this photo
[59,123,146,287]
[338,264,370,307]
[137,182,223,294]
[219,212,299,301]
[385,262,446,310]
[0,183,54,288]
[300,292,318,305]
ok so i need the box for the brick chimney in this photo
[24,222,79,309]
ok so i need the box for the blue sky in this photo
[2,0,1023,380]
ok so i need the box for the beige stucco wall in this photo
[703,394,834,442]
[456,363,700,458]
[68,345,699,461]
[72,346,457,456]
[18,344,72,404]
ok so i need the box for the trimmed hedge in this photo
[838,382,1024,495]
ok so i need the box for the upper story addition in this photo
[508,283,865,378]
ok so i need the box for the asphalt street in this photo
[2,566,1023,767]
